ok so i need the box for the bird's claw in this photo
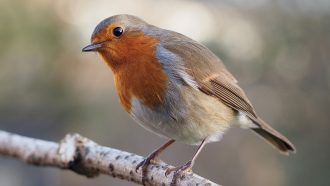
[165,160,193,186]
[135,154,160,185]
[135,158,146,173]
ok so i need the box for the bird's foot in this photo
[136,153,160,185]
[135,139,175,185]
[165,160,193,186]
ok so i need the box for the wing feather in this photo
[161,31,257,119]
[159,30,295,153]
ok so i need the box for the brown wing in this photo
[161,32,257,119]
[162,31,295,153]
[201,75,257,118]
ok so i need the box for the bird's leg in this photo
[165,138,207,186]
[136,139,175,185]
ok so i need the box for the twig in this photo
[0,130,219,186]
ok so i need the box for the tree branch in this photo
[0,130,219,186]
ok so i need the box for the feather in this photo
[161,31,295,153]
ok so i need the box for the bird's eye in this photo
[113,27,123,37]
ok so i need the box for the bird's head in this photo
[82,15,169,111]
[82,14,160,71]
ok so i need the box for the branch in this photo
[0,130,219,186]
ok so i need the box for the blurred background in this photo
[0,0,329,185]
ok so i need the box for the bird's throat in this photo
[113,58,168,112]
[97,32,168,112]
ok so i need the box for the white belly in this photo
[129,86,235,145]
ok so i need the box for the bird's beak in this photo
[82,43,103,52]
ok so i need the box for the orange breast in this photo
[114,58,168,112]
[99,32,168,112]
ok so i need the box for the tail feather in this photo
[250,118,295,155]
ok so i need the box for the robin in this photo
[82,14,295,185]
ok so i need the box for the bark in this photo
[0,130,219,186]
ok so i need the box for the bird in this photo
[82,14,295,185]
